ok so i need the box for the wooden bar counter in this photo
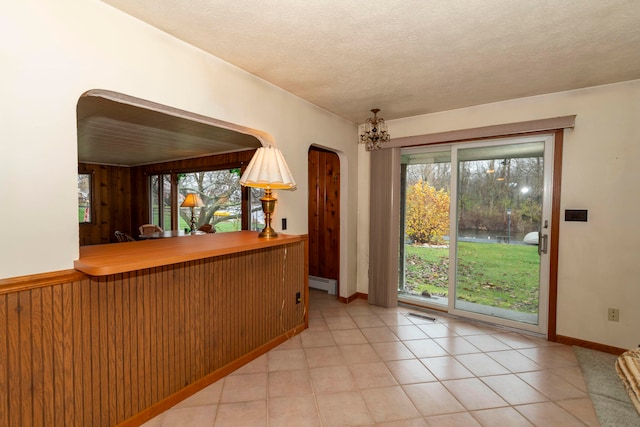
[75,230,305,275]
[0,231,308,427]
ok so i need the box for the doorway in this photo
[399,135,554,335]
[308,147,340,295]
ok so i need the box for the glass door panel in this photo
[399,136,553,334]
[453,139,550,332]
[399,148,452,307]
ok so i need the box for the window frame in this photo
[78,171,93,224]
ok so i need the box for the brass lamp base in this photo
[259,189,278,238]
[189,208,196,232]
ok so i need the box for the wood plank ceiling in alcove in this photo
[76,92,261,167]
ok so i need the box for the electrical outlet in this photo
[608,308,620,322]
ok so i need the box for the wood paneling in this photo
[79,163,133,246]
[0,238,307,427]
[308,147,340,285]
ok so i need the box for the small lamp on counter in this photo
[181,193,205,233]
[240,145,296,238]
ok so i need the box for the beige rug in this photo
[617,348,640,415]
[573,346,640,427]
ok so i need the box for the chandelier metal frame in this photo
[359,108,390,150]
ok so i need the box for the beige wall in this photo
[3,1,639,349]
[356,80,640,349]
[0,0,359,298]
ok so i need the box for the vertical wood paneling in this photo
[81,280,93,427]
[31,289,44,427]
[0,295,7,427]
[72,281,83,427]
[162,266,172,398]
[89,278,102,426]
[148,269,158,407]
[40,287,54,427]
[308,148,340,290]
[1,239,306,427]
[106,276,117,426]
[128,272,139,417]
[18,291,33,427]
[7,293,21,427]
[122,273,132,420]
[308,149,320,276]
[52,285,65,427]
[79,163,133,246]
[140,270,150,410]
[97,277,109,427]
[62,283,75,426]
[114,274,125,422]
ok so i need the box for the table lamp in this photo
[181,193,204,232]
[240,145,296,238]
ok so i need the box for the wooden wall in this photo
[0,239,307,427]
[79,150,257,246]
[307,148,340,284]
[79,163,132,246]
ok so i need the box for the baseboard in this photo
[338,292,368,304]
[556,334,629,355]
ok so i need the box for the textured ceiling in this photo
[101,0,640,123]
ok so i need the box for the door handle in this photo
[538,233,548,255]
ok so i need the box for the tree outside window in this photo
[178,169,264,232]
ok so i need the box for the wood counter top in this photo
[75,231,306,276]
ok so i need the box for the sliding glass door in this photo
[399,148,452,307]
[399,135,553,334]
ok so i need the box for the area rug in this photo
[573,346,640,426]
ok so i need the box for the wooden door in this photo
[308,147,340,290]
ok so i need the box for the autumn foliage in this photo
[405,179,450,245]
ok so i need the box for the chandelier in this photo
[359,108,390,150]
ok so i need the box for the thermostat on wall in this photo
[564,209,588,222]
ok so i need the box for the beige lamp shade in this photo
[181,193,205,208]
[239,146,296,190]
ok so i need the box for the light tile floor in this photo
[142,289,599,426]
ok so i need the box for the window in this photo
[178,169,244,232]
[78,173,92,223]
[248,187,265,232]
[147,167,258,233]
[149,174,172,229]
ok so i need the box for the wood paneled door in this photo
[308,147,340,293]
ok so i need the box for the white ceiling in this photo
[101,0,640,124]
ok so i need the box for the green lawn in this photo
[214,221,241,232]
[403,242,539,313]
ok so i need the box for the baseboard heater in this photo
[309,275,337,295]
